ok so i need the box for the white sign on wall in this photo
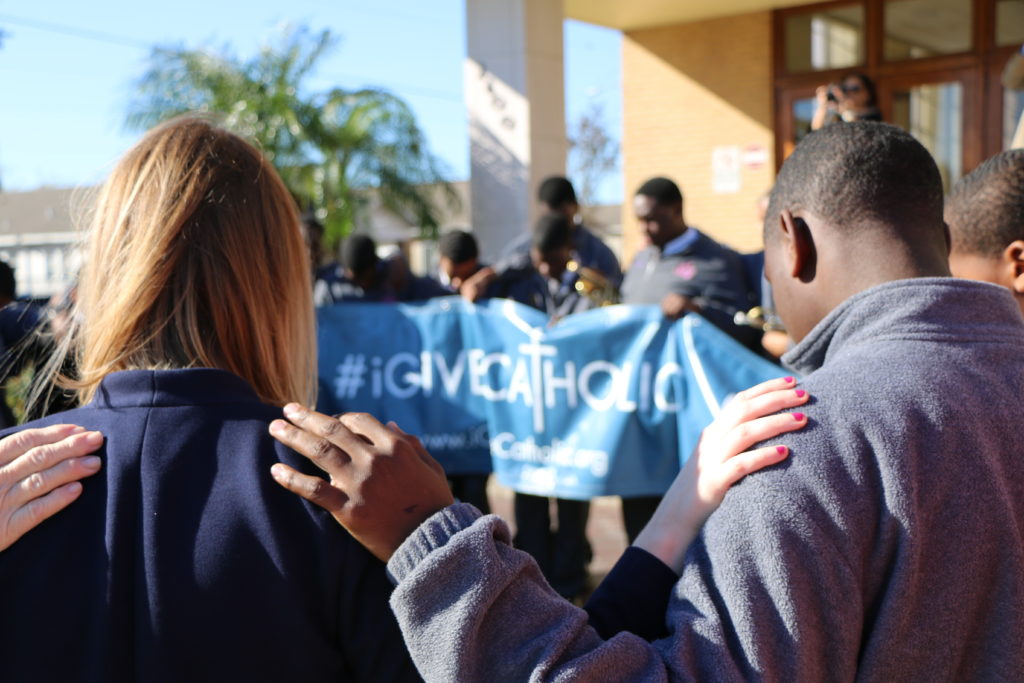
[711,146,742,194]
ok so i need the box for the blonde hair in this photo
[66,116,316,406]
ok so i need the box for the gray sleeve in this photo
[388,482,864,682]
[387,504,669,682]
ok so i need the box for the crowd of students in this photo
[0,114,1021,681]
[300,171,770,603]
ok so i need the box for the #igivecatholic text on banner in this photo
[316,297,784,500]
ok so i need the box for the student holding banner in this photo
[619,176,761,542]
[500,175,622,288]
[436,229,486,294]
[315,234,447,305]
[461,213,597,601]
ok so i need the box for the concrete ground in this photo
[486,478,630,592]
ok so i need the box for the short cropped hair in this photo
[946,150,1024,256]
[439,230,479,264]
[341,234,379,276]
[0,262,15,301]
[537,177,577,209]
[635,177,683,206]
[532,213,573,254]
[766,122,944,240]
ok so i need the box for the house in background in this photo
[0,183,622,298]
[0,187,85,299]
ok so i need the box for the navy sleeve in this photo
[583,546,678,641]
[592,240,623,287]
[338,541,423,682]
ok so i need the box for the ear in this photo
[1002,240,1024,295]
[778,209,816,281]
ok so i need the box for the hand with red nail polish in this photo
[634,377,810,574]
[0,424,104,552]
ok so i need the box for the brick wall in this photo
[621,11,775,262]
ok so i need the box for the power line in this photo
[0,13,152,50]
[0,13,465,104]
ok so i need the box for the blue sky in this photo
[0,1,623,202]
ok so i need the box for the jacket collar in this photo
[90,368,263,408]
[661,227,701,257]
[782,277,1024,376]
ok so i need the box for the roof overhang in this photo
[565,0,810,31]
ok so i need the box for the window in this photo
[891,81,964,189]
[883,0,973,61]
[775,0,1010,173]
[1005,89,1024,148]
[996,0,1024,46]
[784,4,865,72]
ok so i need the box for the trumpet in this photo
[733,305,786,333]
[567,260,620,307]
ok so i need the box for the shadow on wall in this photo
[624,12,773,131]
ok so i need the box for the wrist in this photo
[386,502,480,583]
[632,511,701,575]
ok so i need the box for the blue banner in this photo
[316,297,784,499]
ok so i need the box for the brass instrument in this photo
[567,260,620,307]
[733,305,786,333]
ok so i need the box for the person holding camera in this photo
[812,72,881,131]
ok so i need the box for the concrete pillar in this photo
[464,0,567,261]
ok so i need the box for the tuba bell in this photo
[567,260,620,307]
[733,305,786,333]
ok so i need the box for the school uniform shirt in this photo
[621,228,760,349]
[0,368,420,683]
[487,251,593,318]
[501,223,623,287]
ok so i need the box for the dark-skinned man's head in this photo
[537,176,579,221]
[530,213,574,282]
[633,177,686,250]
[763,122,949,343]
[945,150,1024,316]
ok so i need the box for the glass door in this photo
[879,69,980,191]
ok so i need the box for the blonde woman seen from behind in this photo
[0,117,420,682]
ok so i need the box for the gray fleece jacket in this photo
[387,278,1024,682]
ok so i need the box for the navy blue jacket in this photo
[487,251,594,318]
[0,369,420,683]
[501,224,623,287]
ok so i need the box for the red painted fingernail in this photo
[792,412,805,421]
[776,446,786,455]
[784,376,794,383]
[795,389,806,398]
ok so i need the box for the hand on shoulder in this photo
[0,424,103,552]
[269,408,454,562]
[634,377,809,573]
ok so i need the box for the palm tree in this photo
[127,26,458,247]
